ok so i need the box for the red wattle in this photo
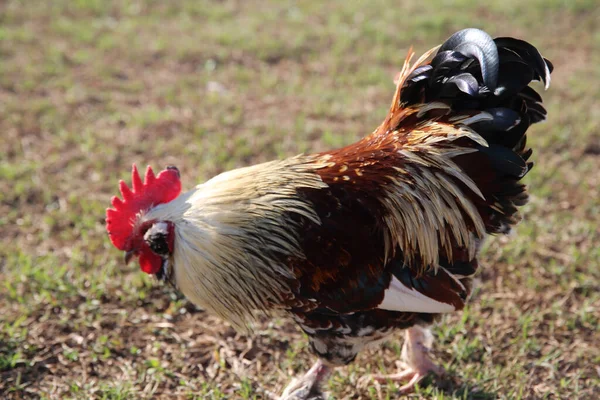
[138,250,163,275]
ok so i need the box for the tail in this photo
[378,28,553,235]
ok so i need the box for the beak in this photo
[124,250,135,265]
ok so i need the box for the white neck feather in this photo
[142,156,329,330]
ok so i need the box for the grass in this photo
[1,0,599,398]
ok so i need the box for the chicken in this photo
[106,28,552,398]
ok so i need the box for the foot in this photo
[276,360,331,400]
[371,326,445,394]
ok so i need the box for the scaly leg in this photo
[277,359,331,400]
[372,325,445,394]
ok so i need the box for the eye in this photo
[143,222,171,256]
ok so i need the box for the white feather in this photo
[378,276,455,313]
[141,155,331,330]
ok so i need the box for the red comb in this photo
[106,164,181,250]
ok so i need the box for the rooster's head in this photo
[106,164,182,279]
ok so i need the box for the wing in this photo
[284,155,477,316]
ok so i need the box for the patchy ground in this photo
[1,1,599,399]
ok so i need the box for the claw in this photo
[278,360,331,400]
[372,361,445,394]
[368,326,445,394]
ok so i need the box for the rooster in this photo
[106,29,552,398]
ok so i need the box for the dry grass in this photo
[1,1,599,399]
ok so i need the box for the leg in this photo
[372,325,444,394]
[277,359,332,400]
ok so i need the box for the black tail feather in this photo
[494,37,552,88]
[438,28,499,90]
[400,28,552,235]
[401,29,551,152]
